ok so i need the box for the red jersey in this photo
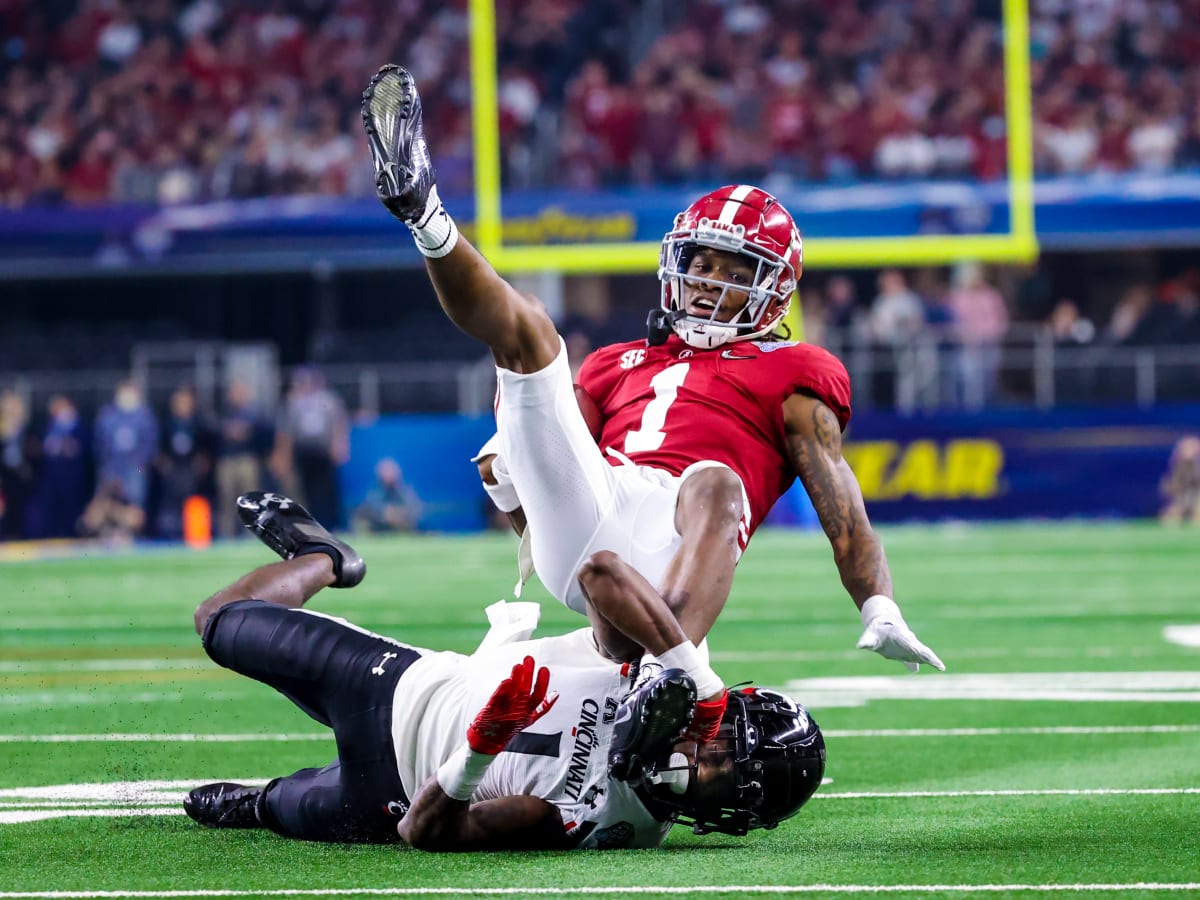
[576,335,851,540]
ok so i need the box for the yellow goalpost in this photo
[466,0,1037,273]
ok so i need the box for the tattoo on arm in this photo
[788,400,892,601]
[791,403,854,542]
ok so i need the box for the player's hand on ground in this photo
[467,656,558,755]
[682,690,728,743]
[856,596,945,673]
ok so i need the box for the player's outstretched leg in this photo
[236,491,365,589]
[362,64,558,375]
[183,782,265,829]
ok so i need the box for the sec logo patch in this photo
[619,349,646,369]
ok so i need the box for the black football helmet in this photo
[640,687,825,836]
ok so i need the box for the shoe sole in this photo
[362,65,419,194]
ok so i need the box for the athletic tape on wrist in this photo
[435,742,493,801]
[407,185,458,258]
[656,641,725,700]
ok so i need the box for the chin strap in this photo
[646,309,681,346]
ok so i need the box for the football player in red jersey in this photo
[362,66,943,689]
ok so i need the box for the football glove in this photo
[467,656,558,755]
[856,595,945,673]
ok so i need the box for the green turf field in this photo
[2,522,1198,899]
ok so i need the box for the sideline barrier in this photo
[340,407,1198,532]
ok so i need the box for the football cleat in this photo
[183,782,263,829]
[362,64,436,223]
[608,668,697,784]
[236,491,366,588]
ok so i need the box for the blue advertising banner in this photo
[6,173,1200,276]
[768,405,1199,526]
[345,407,1198,533]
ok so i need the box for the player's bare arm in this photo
[783,391,892,607]
[400,656,569,849]
[784,393,944,672]
[362,65,557,375]
[398,789,570,852]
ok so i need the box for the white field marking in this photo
[0,659,208,673]
[2,781,1196,825]
[3,884,1200,897]
[5,724,1198,745]
[714,599,1200,623]
[781,671,1200,708]
[0,781,266,824]
[0,733,328,743]
[0,689,254,707]
[824,724,1200,738]
[0,781,263,800]
[814,788,1200,799]
[712,645,1195,663]
[1165,625,1200,648]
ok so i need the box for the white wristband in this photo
[655,641,725,700]
[435,742,493,801]
[860,594,902,627]
[481,453,521,512]
[407,184,459,258]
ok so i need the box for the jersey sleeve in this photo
[786,345,852,430]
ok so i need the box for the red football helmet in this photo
[657,184,803,349]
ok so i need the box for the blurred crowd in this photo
[0,364,421,544]
[796,260,1200,405]
[2,0,1200,207]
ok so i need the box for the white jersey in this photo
[391,626,672,849]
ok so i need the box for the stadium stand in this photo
[3,0,1200,209]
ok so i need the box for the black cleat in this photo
[608,668,698,784]
[183,782,263,829]
[362,64,436,223]
[236,491,366,588]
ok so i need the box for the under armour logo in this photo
[261,492,292,509]
[372,652,399,676]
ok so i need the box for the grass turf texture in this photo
[1,522,1198,898]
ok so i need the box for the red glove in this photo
[466,656,558,755]
[682,689,728,744]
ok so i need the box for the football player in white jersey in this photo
[183,493,825,850]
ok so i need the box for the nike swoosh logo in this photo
[720,350,756,360]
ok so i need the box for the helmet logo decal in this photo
[695,217,746,248]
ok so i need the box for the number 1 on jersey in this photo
[624,363,690,454]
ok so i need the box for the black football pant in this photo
[202,599,423,843]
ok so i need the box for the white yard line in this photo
[825,724,1200,737]
[3,724,1198,743]
[0,733,328,743]
[2,782,1195,824]
[2,884,1200,898]
[813,788,1200,799]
